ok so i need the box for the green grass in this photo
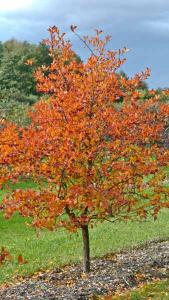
[111,279,169,299]
[0,181,169,285]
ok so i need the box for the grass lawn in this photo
[0,181,169,284]
[111,279,169,299]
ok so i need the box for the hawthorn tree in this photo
[1,26,169,272]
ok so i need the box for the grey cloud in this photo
[0,0,169,87]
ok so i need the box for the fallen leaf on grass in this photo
[0,247,13,264]
[18,255,28,265]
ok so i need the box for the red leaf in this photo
[18,255,28,265]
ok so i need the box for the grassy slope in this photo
[112,279,169,299]
[0,181,169,284]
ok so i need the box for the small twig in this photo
[122,276,130,286]
[71,26,96,57]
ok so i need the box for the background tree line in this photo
[0,39,52,126]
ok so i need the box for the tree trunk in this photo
[81,224,90,272]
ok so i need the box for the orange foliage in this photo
[1,26,169,232]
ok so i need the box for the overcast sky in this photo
[0,0,169,88]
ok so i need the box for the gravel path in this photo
[0,240,169,299]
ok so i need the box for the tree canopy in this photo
[1,26,169,272]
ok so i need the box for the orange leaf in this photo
[18,255,28,265]
[25,59,34,66]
